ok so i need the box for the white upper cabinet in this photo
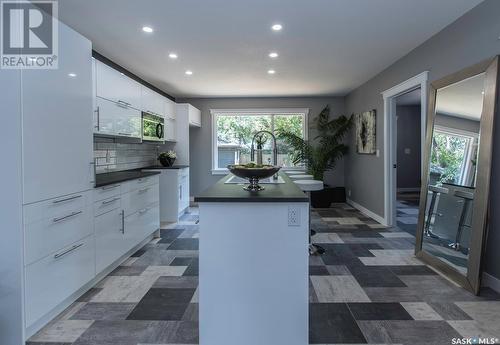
[95,61,141,110]
[177,103,201,127]
[22,22,94,204]
[141,87,164,117]
[189,105,201,127]
[95,97,142,138]
[164,98,176,120]
[164,119,177,142]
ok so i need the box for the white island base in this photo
[198,201,309,345]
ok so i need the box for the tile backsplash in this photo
[94,137,172,174]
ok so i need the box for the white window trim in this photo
[433,125,478,185]
[210,108,310,174]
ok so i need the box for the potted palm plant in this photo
[277,105,352,208]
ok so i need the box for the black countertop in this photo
[194,172,308,203]
[142,165,190,170]
[95,169,161,188]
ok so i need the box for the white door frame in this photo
[381,71,429,226]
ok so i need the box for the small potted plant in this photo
[158,150,176,167]
[277,105,352,208]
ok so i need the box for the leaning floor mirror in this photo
[415,56,499,294]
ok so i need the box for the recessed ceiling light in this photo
[269,52,279,58]
[271,24,282,31]
[168,53,178,59]
[481,91,485,95]
[267,69,276,75]
[68,73,77,77]
[185,70,193,75]
[142,26,153,33]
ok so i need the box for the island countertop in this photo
[194,172,308,203]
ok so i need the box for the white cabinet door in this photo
[95,60,141,109]
[95,208,125,273]
[179,174,189,212]
[22,23,94,204]
[95,97,142,138]
[164,118,176,142]
[164,98,176,119]
[25,235,95,327]
[188,105,201,127]
[141,87,164,116]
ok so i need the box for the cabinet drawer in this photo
[122,183,159,216]
[93,195,122,217]
[24,191,91,225]
[122,175,159,193]
[25,205,92,265]
[93,183,121,202]
[179,167,189,178]
[125,202,159,247]
[25,235,95,327]
[95,208,125,273]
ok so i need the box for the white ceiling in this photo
[58,0,483,98]
[436,73,485,120]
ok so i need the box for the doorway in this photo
[394,89,422,236]
[382,71,428,227]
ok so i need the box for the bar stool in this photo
[294,179,325,255]
[425,185,448,236]
[451,190,474,251]
[290,174,314,180]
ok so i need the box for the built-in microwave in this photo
[142,112,165,142]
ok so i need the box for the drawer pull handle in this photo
[117,132,133,136]
[139,208,148,214]
[102,197,120,205]
[120,210,125,234]
[138,187,149,193]
[53,195,82,204]
[102,184,120,191]
[54,243,84,259]
[53,211,83,223]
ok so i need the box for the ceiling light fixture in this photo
[271,24,282,31]
[267,69,276,75]
[68,73,77,77]
[168,53,178,59]
[142,26,154,33]
[269,52,279,58]
[185,70,193,75]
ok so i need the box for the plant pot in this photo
[310,186,347,208]
[159,156,175,167]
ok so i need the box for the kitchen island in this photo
[194,172,309,345]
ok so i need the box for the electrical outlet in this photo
[288,206,300,226]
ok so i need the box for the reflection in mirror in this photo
[422,73,485,275]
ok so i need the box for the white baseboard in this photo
[347,198,386,225]
[482,272,500,293]
[397,187,420,193]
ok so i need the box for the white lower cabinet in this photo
[95,207,124,273]
[94,176,159,273]
[143,168,189,222]
[25,235,95,327]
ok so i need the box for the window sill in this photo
[211,169,229,175]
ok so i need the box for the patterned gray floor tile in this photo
[29,320,94,343]
[427,302,473,320]
[400,302,443,320]
[310,276,370,302]
[152,276,199,289]
[70,303,136,321]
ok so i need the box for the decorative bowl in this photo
[227,164,281,191]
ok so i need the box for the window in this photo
[210,108,309,174]
[430,126,478,186]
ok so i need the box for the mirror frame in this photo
[415,56,499,295]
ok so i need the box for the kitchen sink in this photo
[225,175,285,184]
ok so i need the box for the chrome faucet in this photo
[250,130,279,179]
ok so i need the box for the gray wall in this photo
[344,0,500,279]
[396,105,421,190]
[178,97,346,195]
[435,113,480,134]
